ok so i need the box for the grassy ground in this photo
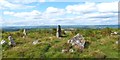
[1,28,119,58]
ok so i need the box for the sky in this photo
[0,0,119,26]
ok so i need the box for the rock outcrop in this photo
[68,33,86,52]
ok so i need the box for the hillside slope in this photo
[1,28,119,58]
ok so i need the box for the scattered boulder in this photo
[62,49,68,53]
[0,40,6,45]
[111,32,118,35]
[32,40,39,45]
[115,40,120,44]
[8,36,16,47]
[69,49,74,53]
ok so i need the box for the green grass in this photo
[1,28,119,58]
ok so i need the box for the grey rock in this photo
[8,36,16,46]
[68,33,85,49]
[56,25,61,38]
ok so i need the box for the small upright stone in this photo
[23,29,27,35]
[23,29,27,38]
[56,25,62,38]
[8,36,16,47]
[116,40,120,44]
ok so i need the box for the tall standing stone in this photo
[56,25,61,38]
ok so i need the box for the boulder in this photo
[0,40,6,45]
[111,32,118,35]
[33,40,39,45]
[62,49,68,53]
[8,36,16,46]
[116,40,120,44]
[69,49,74,52]
[68,33,86,51]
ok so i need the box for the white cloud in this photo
[0,0,35,10]
[66,2,118,14]
[39,0,45,2]
[2,1,118,26]
[3,7,65,20]
[46,7,65,15]
[44,7,65,18]
[66,2,97,14]
[6,0,38,4]
[46,7,59,13]
[84,12,118,18]
[97,2,118,12]
[4,10,41,19]
[6,0,45,4]
[3,11,14,15]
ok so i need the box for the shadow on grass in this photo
[60,35,67,37]
[84,41,91,48]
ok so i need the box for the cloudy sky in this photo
[0,0,119,26]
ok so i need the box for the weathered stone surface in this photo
[68,33,86,51]
[8,36,16,46]
[56,25,61,38]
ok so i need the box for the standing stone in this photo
[23,29,27,36]
[56,25,61,38]
[8,36,16,47]
[23,29,27,38]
